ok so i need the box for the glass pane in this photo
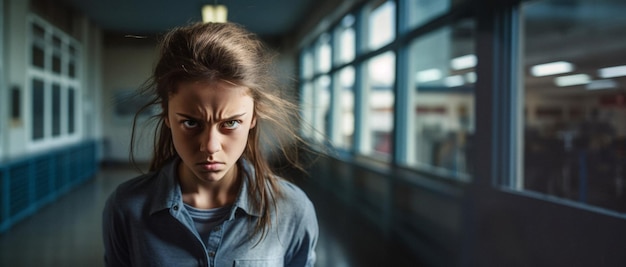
[68,88,75,134]
[52,35,62,49]
[32,45,45,68]
[69,44,76,56]
[334,67,355,149]
[301,50,314,80]
[69,60,76,78]
[521,0,626,212]
[368,1,396,51]
[300,82,314,138]
[405,0,451,31]
[52,53,62,74]
[314,75,331,142]
[406,19,476,179]
[316,34,332,74]
[52,84,61,136]
[362,52,395,159]
[335,14,355,65]
[32,23,45,39]
[32,79,45,140]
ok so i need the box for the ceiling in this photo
[59,0,317,40]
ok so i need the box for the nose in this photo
[200,127,221,154]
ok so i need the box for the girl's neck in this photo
[178,162,241,209]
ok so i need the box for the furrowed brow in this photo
[219,113,247,122]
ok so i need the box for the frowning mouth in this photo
[197,161,224,171]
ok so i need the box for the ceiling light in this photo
[586,79,617,90]
[444,75,464,87]
[598,65,626,78]
[465,72,476,83]
[554,74,590,87]
[416,68,442,83]
[451,54,476,70]
[531,61,573,77]
[202,5,228,23]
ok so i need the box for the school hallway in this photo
[0,165,421,267]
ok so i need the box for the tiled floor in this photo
[0,165,420,266]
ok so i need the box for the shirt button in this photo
[208,251,215,257]
[172,205,179,211]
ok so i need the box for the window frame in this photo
[298,0,481,178]
[26,15,82,151]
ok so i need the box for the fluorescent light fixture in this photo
[554,74,590,87]
[598,65,626,78]
[531,61,573,77]
[451,54,476,70]
[444,75,464,87]
[202,5,228,23]
[417,68,442,83]
[465,72,477,83]
[586,79,617,90]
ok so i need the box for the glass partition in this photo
[520,0,626,212]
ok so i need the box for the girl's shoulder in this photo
[107,171,162,207]
[274,178,316,217]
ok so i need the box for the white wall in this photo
[101,43,157,163]
[4,0,29,158]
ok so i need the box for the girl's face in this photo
[165,80,256,185]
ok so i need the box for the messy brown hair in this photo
[130,22,306,243]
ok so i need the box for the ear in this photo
[250,114,257,129]
[164,115,171,128]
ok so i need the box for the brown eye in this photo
[182,120,199,129]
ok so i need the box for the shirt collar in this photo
[148,157,261,217]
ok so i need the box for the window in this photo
[367,1,396,51]
[299,50,314,138]
[402,19,476,179]
[27,16,81,149]
[68,87,75,134]
[404,0,450,31]
[32,79,45,140]
[316,34,332,74]
[313,75,331,142]
[332,67,355,149]
[335,14,355,65]
[520,0,626,212]
[300,81,314,139]
[360,52,396,159]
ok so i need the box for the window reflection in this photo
[522,0,626,212]
[405,19,475,179]
[362,52,395,159]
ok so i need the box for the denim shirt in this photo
[102,158,318,267]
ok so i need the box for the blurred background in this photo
[0,0,625,266]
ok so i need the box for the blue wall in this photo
[0,141,98,233]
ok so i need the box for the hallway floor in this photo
[0,165,420,266]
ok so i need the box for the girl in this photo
[102,22,318,267]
